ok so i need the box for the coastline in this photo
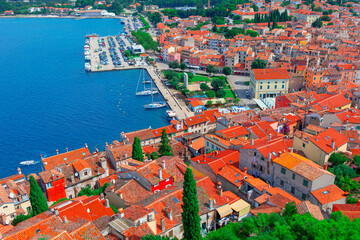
[0,15,122,19]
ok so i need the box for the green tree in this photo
[158,129,173,156]
[180,62,187,70]
[132,136,144,162]
[12,214,32,226]
[312,18,323,28]
[150,151,159,160]
[124,49,131,57]
[251,58,267,69]
[206,90,216,98]
[187,72,194,79]
[223,66,232,76]
[182,168,201,240]
[328,152,349,166]
[29,175,48,216]
[206,64,218,76]
[206,100,213,106]
[320,15,331,21]
[282,201,297,220]
[211,78,226,90]
[216,89,226,98]
[169,60,180,69]
[339,175,359,192]
[200,83,210,91]
[212,24,218,33]
[251,4,259,12]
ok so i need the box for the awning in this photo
[216,204,233,218]
[230,199,250,212]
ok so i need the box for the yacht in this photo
[20,160,35,165]
[166,110,177,120]
[85,62,91,71]
[145,101,167,109]
[136,89,159,96]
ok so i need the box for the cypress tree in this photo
[158,129,173,156]
[29,175,48,216]
[181,168,201,240]
[132,136,144,161]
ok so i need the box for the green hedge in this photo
[139,15,150,29]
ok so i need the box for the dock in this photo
[86,35,193,120]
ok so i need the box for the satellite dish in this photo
[75,173,79,177]
[5,219,9,225]
[87,208,90,213]
[9,192,14,199]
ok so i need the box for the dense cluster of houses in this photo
[2,0,360,239]
[2,87,360,238]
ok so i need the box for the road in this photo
[227,75,257,109]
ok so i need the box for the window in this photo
[260,85,263,89]
[166,178,170,182]
[207,142,209,146]
[253,152,256,156]
[154,183,159,187]
[169,230,174,237]
[180,225,184,233]
[303,179,309,187]
[84,171,88,176]
[260,166,264,173]
[302,193,306,200]
[267,85,270,89]
[46,182,53,189]
[281,167,286,175]
[292,173,295,180]
[280,180,284,186]
[291,187,295,194]
[261,157,265,161]
[282,85,285,89]
[303,143,306,148]
[275,85,277,89]
[3,206,8,209]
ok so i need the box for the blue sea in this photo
[0,18,169,178]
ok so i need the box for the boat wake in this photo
[20,160,40,166]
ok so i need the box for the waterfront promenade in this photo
[87,35,193,120]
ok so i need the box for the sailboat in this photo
[135,65,158,96]
[144,76,167,109]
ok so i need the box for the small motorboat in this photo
[20,160,35,165]
[145,101,167,109]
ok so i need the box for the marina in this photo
[85,33,193,120]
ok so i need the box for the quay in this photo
[86,35,193,120]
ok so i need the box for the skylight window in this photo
[235,173,240,177]
[235,180,240,183]
[272,152,277,156]
[151,208,157,214]
[322,190,330,195]
[64,157,67,160]
[82,152,86,155]
[173,197,180,203]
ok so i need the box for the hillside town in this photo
[2,0,360,239]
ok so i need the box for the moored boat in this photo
[136,89,159,96]
[166,110,177,119]
[20,160,35,165]
[145,101,167,109]
[85,62,91,71]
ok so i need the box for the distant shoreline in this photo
[0,15,121,19]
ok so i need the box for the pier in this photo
[86,35,193,120]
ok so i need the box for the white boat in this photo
[20,160,35,165]
[166,110,177,119]
[135,64,158,96]
[142,80,152,84]
[145,101,167,109]
[85,55,91,61]
[85,62,91,71]
[136,89,159,96]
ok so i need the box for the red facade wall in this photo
[46,178,66,202]
[151,177,173,193]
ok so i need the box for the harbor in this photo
[84,33,193,120]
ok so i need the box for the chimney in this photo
[100,157,108,170]
[209,198,214,210]
[278,151,282,157]
[105,142,108,147]
[268,153,271,161]
[159,168,163,180]
[70,174,75,184]
[54,208,59,216]
[162,161,166,169]
[167,208,173,221]
[66,148,68,152]
[118,208,124,218]
[17,167,22,175]
[268,134,272,141]
[111,186,115,192]
[289,147,293,153]
[217,182,223,196]
[244,167,248,174]
[63,216,68,223]
[250,139,254,145]
[324,163,328,170]
[105,198,110,208]
[161,217,166,232]
[56,149,59,155]
[331,140,335,149]
[85,143,88,148]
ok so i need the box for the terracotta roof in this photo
[273,152,333,181]
[297,201,324,220]
[250,204,282,216]
[333,203,360,220]
[310,128,348,154]
[252,68,290,80]
[216,126,249,140]
[42,147,91,171]
[70,222,106,240]
[116,179,152,205]
[218,165,251,187]
[311,184,346,205]
[123,205,153,221]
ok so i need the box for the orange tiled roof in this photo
[311,184,346,205]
